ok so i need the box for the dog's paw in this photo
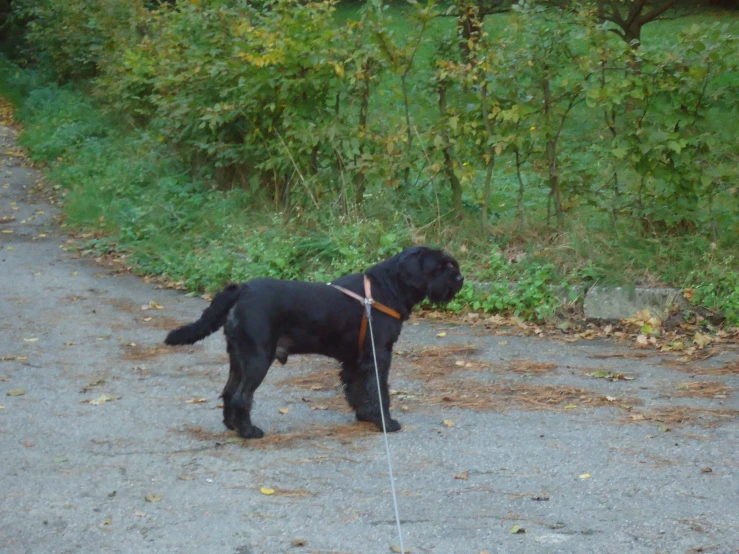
[376,418,401,433]
[385,418,402,432]
[236,423,265,439]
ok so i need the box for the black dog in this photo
[164,246,463,439]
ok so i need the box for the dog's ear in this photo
[397,246,433,293]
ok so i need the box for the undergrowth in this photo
[1,57,738,325]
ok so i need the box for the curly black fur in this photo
[164,246,464,439]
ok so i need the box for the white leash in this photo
[364,298,405,554]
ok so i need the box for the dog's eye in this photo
[446,262,455,270]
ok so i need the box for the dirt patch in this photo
[507,360,557,375]
[672,381,732,399]
[420,379,639,413]
[107,297,144,314]
[120,343,177,361]
[397,344,559,380]
[296,394,352,414]
[589,352,652,360]
[622,407,739,428]
[142,315,189,331]
[397,344,487,379]
[61,294,88,304]
[398,344,480,359]
[662,360,739,376]
[276,369,340,392]
[274,367,351,413]
[184,422,374,450]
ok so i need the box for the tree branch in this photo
[637,0,680,26]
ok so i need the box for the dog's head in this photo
[395,246,464,304]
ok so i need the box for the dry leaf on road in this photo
[88,394,115,405]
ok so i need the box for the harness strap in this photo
[330,275,401,354]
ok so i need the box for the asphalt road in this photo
[1,121,738,554]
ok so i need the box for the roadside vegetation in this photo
[0,0,737,323]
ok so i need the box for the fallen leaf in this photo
[509,525,526,534]
[498,340,508,346]
[442,419,456,427]
[291,538,307,547]
[454,472,468,480]
[605,396,616,402]
[436,332,447,338]
[0,406,5,410]
[88,394,115,405]
[278,407,289,414]
[260,486,275,496]
[694,332,712,348]
[636,335,649,346]
[185,398,207,404]
[662,341,684,351]
[311,405,328,411]
[134,510,146,517]
[579,473,591,480]
[564,405,577,410]
[658,426,671,433]
[701,467,712,473]
[390,547,411,553]
[144,494,162,503]
[22,338,38,343]
[531,495,550,501]
[6,389,25,397]
[101,519,112,526]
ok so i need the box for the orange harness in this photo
[331,275,402,354]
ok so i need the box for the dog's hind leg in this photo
[221,339,241,431]
[340,356,401,433]
[227,342,274,439]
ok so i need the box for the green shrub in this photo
[686,256,739,326]
[12,0,145,81]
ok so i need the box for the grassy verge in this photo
[1,57,737,324]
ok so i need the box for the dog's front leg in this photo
[341,351,401,433]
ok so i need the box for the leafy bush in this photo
[12,0,146,82]
[5,3,739,321]
[685,256,739,326]
[445,252,558,320]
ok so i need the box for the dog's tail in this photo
[164,284,242,346]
